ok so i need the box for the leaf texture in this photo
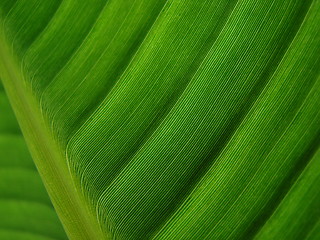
[0,0,319,239]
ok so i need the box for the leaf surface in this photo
[0,0,319,239]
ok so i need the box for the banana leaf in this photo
[0,0,319,239]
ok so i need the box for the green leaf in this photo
[0,83,67,239]
[0,0,319,239]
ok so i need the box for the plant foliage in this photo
[0,0,319,239]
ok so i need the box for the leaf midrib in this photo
[0,28,109,240]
